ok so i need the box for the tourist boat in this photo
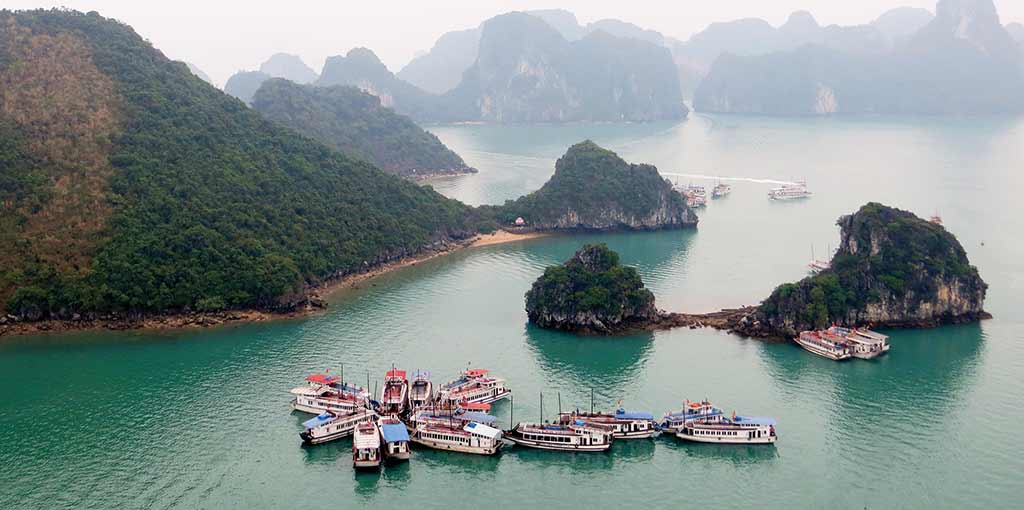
[352,422,382,470]
[661,400,724,430]
[289,373,369,414]
[299,408,377,445]
[557,408,658,439]
[377,416,411,462]
[437,369,512,405]
[676,412,777,444]
[381,369,409,416]
[406,403,497,430]
[409,421,504,455]
[794,330,852,361]
[505,421,615,452]
[808,259,830,274]
[768,181,812,200]
[828,326,890,359]
[711,182,731,199]
[409,370,433,409]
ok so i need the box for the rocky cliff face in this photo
[259,53,318,84]
[494,141,697,231]
[525,244,658,333]
[737,203,987,338]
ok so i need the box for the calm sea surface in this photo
[3,114,1023,509]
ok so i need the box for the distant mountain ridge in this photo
[694,0,1024,115]
[259,53,318,84]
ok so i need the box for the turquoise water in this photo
[3,115,1024,508]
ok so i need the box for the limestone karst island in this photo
[0,1,1020,508]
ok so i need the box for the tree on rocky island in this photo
[525,244,658,334]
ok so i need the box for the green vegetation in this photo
[1,9,473,318]
[758,203,986,330]
[484,140,694,230]
[251,79,472,178]
[525,244,656,331]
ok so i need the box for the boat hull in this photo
[613,429,657,439]
[504,435,611,452]
[794,338,851,361]
[675,431,776,444]
[300,427,356,445]
[851,344,890,359]
[353,459,381,470]
[409,437,502,455]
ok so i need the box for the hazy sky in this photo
[6,1,1024,86]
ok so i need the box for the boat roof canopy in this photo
[302,413,336,429]
[386,369,407,378]
[615,409,654,420]
[380,423,410,443]
[734,416,777,426]
[306,373,339,385]
[461,412,497,424]
[464,422,501,439]
[465,368,489,377]
[460,402,491,411]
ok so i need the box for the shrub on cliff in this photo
[525,244,658,333]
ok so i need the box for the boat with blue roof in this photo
[661,400,724,431]
[676,411,777,444]
[410,421,504,455]
[299,407,378,445]
[557,407,658,439]
[505,420,615,452]
[378,416,411,461]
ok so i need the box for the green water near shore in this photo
[2,114,1023,509]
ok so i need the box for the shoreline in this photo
[0,230,549,339]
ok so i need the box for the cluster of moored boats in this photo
[290,368,778,471]
[672,179,811,207]
[794,326,891,361]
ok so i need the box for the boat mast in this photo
[540,392,544,424]
[590,388,594,414]
[557,392,561,417]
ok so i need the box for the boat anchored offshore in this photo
[300,408,378,445]
[410,421,504,455]
[353,422,382,470]
[768,181,812,200]
[290,373,369,415]
[676,412,777,444]
[712,181,732,199]
[506,421,615,452]
[409,370,433,409]
[661,400,724,430]
[827,326,890,359]
[381,369,409,416]
[378,416,411,462]
[437,369,512,406]
[794,330,852,361]
[558,408,657,439]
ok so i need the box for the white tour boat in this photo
[381,369,409,416]
[289,373,369,414]
[676,413,777,444]
[828,326,890,359]
[352,422,382,470]
[506,420,615,452]
[409,370,433,409]
[661,400,724,430]
[299,408,377,445]
[406,404,497,430]
[409,421,504,455]
[557,408,658,439]
[378,416,411,462]
[712,182,732,199]
[768,181,812,200]
[794,330,852,361]
[437,369,512,406]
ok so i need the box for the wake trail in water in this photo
[659,172,798,185]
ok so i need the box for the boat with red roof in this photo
[661,400,724,431]
[437,368,512,406]
[289,372,370,415]
[794,330,852,361]
[381,369,409,416]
